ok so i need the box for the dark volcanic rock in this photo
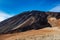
[0,10,60,34]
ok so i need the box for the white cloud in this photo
[0,11,13,22]
[49,5,60,12]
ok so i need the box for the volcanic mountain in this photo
[0,10,60,34]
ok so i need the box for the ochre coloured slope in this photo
[0,27,60,40]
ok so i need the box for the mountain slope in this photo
[0,10,60,34]
[0,27,60,40]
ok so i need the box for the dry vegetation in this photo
[0,27,60,40]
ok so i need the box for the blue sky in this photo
[0,0,60,21]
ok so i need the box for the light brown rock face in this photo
[47,16,60,27]
[0,27,60,40]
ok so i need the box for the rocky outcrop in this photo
[47,16,60,27]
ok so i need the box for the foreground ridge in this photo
[0,27,60,40]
